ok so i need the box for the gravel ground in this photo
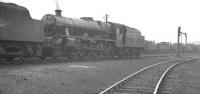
[0,56,175,94]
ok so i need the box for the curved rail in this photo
[153,63,177,94]
[99,58,179,94]
[153,58,199,94]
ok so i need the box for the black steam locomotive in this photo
[0,2,145,60]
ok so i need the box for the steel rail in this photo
[153,58,199,94]
[99,58,179,94]
[0,54,173,64]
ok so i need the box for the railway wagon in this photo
[0,2,43,60]
[41,10,145,59]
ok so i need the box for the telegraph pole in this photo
[177,27,181,58]
[105,14,109,23]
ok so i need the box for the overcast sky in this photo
[1,0,200,43]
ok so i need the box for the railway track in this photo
[0,54,174,64]
[99,58,199,94]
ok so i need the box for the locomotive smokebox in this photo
[55,9,62,16]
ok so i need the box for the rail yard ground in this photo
[0,54,199,94]
[163,59,200,94]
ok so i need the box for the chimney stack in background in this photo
[55,9,62,16]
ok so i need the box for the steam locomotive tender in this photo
[0,2,43,60]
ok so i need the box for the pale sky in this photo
[1,0,200,43]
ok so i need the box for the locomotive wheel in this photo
[0,55,2,61]
[86,49,94,59]
[109,47,115,58]
[77,48,89,59]
[135,48,141,57]
[127,48,134,57]
[39,56,46,60]
[103,50,109,58]
[94,50,103,59]
[89,49,100,59]
[124,48,129,58]
[93,49,104,59]
[41,46,54,60]
[77,43,89,59]
[4,56,15,61]
[103,47,110,58]
[100,50,104,58]
[104,43,114,58]
[118,48,126,58]
[66,47,78,60]
[94,42,104,59]
[69,48,78,60]
[135,52,140,57]
[53,47,62,59]
[34,47,43,59]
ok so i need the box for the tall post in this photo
[105,14,109,23]
[177,26,181,58]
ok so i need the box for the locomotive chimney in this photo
[54,0,62,16]
[55,9,62,16]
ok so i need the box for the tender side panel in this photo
[0,2,43,42]
[126,27,145,47]
[110,22,145,48]
[32,20,44,42]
